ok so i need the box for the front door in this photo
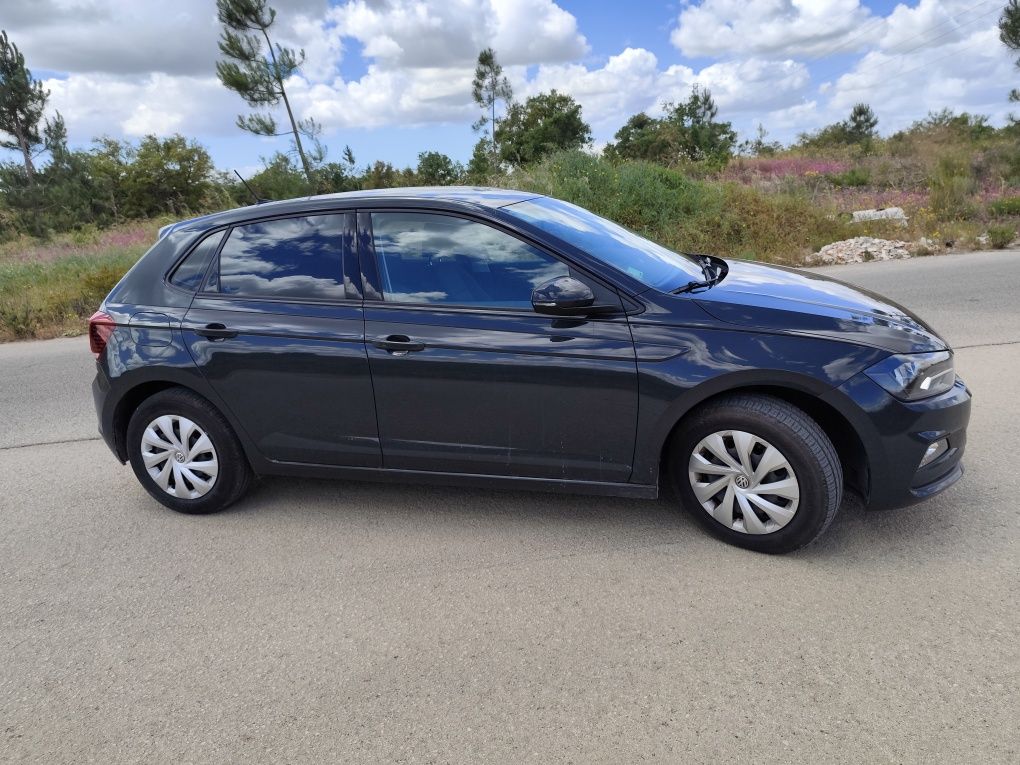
[360,210,638,483]
[183,211,380,468]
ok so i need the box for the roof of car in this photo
[311,186,541,206]
[159,187,543,239]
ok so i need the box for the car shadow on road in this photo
[199,472,975,563]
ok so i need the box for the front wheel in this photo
[671,394,842,553]
[126,388,253,514]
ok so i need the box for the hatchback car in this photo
[90,188,970,553]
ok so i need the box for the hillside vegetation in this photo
[2,93,1019,341]
[3,8,1020,340]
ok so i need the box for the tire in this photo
[126,388,253,515]
[669,393,842,554]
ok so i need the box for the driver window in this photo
[370,211,569,308]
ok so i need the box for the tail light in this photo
[88,311,115,357]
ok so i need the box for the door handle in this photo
[195,323,238,340]
[373,335,426,354]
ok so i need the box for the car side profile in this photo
[90,188,971,553]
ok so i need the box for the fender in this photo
[625,323,888,485]
[632,368,836,485]
[100,326,267,470]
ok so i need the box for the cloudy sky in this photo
[2,0,1016,171]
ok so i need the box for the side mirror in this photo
[531,276,596,315]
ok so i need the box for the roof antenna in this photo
[234,169,268,204]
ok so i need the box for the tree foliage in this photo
[1,132,220,236]
[798,103,879,149]
[846,103,879,143]
[0,30,48,180]
[415,151,463,185]
[495,90,591,166]
[1001,0,1020,101]
[215,0,320,181]
[471,48,513,162]
[605,86,736,166]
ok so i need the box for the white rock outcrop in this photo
[851,207,908,224]
[806,237,912,265]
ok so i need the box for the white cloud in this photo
[522,48,666,131]
[671,0,874,59]
[44,73,242,140]
[507,52,809,136]
[876,0,1001,53]
[689,59,811,113]
[324,0,587,69]
[1,0,1015,163]
[824,25,1015,132]
[667,0,1014,141]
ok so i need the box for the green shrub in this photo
[989,197,1020,216]
[929,155,976,219]
[498,150,854,262]
[987,224,1016,249]
[825,167,870,187]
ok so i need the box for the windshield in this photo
[502,196,704,290]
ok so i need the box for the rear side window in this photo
[169,230,224,291]
[370,211,568,307]
[207,215,345,301]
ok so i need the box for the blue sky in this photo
[2,0,1015,173]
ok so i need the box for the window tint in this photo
[502,197,703,290]
[371,212,568,307]
[170,230,224,291]
[209,215,345,300]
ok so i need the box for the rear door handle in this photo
[195,323,238,340]
[373,335,426,354]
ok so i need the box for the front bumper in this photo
[823,373,971,510]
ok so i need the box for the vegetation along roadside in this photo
[1,1,1019,340]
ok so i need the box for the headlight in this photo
[864,351,955,401]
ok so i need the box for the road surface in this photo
[1,250,1017,762]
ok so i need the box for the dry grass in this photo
[0,221,158,340]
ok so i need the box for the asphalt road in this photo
[1,251,1018,763]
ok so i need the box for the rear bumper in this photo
[824,374,971,510]
[92,363,122,462]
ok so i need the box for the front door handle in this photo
[373,335,426,355]
[195,323,238,340]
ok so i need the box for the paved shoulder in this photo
[0,336,99,449]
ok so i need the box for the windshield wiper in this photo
[672,254,727,294]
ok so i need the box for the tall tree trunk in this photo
[13,121,35,183]
[262,28,314,184]
[490,72,497,164]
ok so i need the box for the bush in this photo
[989,197,1020,216]
[987,225,1016,249]
[825,167,870,187]
[495,150,854,262]
[929,155,976,219]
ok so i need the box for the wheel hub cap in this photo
[140,415,219,500]
[688,430,800,535]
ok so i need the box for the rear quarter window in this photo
[169,230,224,292]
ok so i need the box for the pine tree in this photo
[846,103,878,142]
[0,30,48,182]
[471,48,513,164]
[215,0,317,182]
[1001,0,1020,101]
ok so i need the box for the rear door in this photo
[182,211,380,467]
[359,209,638,482]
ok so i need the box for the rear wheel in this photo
[671,394,842,553]
[127,388,252,514]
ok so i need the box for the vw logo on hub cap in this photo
[174,451,186,463]
[735,474,750,489]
